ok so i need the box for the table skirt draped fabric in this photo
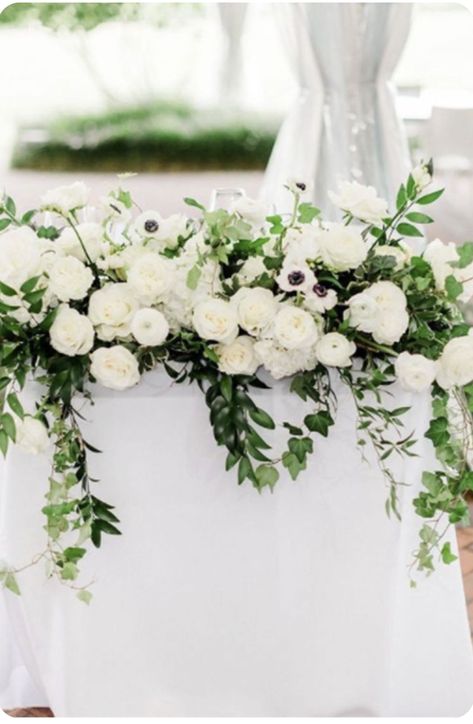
[1,373,472,716]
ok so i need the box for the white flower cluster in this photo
[0,177,472,402]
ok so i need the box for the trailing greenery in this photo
[0,164,472,602]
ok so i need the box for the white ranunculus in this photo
[0,226,41,289]
[303,285,338,314]
[40,182,89,215]
[283,226,321,265]
[254,339,317,380]
[127,253,175,304]
[16,416,49,455]
[193,299,238,343]
[88,283,139,340]
[318,224,368,271]
[50,305,94,356]
[423,238,458,291]
[328,180,388,225]
[346,292,380,333]
[216,335,259,375]
[366,280,408,314]
[57,223,104,262]
[436,331,473,389]
[231,287,277,336]
[236,256,267,285]
[372,308,410,345]
[394,351,437,392]
[231,196,268,228]
[412,163,432,191]
[276,262,317,294]
[273,305,319,350]
[130,308,169,346]
[90,345,140,391]
[48,256,93,302]
[316,332,356,367]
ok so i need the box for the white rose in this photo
[303,285,338,314]
[16,416,49,455]
[127,253,175,304]
[394,351,437,392]
[57,223,104,262]
[0,226,41,289]
[130,308,169,346]
[273,305,319,350]
[216,335,259,375]
[316,332,356,367]
[40,182,89,214]
[90,345,140,391]
[365,281,407,313]
[328,180,388,225]
[412,164,431,191]
[283,226,320,264]
[48,256,93,302]
[231,196,268,228]
[254,339,317,379]
[276,262,317,294]
[88,283,139,340]
[50,305,94,356]
[346,292,380,333]
[231,287,277,335]
[436,331,473,389]
[318,224,368,271]
[193,299,238,343]
[372,308,409,345]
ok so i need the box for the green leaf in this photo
[97,520,121,535]
[0,430,8,456]
[405,211,433,224]
[186,264,202,290]
[77,590,93,605]
[457,242,473,269]
[417,189,444,205]
[20,276,41,294]
[0,218,11,232]
[396,184,407,210]
[304,411,332,437]
[445,274,463,301]
[5,197,16,216]
[0,280,17,297]
[297,203,320,224]
[4,572,20,595]
[61,562,78,581]
[255,464,279,490]
[219,376,233,403]
[397,222,423,238]
[63,546,86,563]
[249,406,275,430]
[441,541,457,565]
[238,456,252,485]
[0,412,16,441]
[184,197,205,211]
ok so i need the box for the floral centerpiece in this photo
[0,163,472,602]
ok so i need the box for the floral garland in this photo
[0,164,472,603]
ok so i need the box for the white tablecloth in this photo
[1,372,472,716]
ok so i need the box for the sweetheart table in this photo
[1,372,472,716]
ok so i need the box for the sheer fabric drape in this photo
[261,3,412,214]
